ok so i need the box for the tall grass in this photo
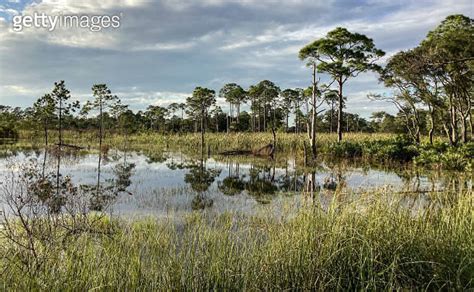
[15,130,474,170]
[18,130,395,150]
[1,190,472,290]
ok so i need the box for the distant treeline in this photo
[0,15,472,147]
[0,101,409,136]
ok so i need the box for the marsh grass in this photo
[1,189,472,290]
[19,130,394,151]
[16,131,472,170]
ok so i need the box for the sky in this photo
[0,0,473,118]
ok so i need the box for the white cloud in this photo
[1,84,44,96]
[0,0,471,116]
[131,41,197,51]
[161,0,332,10]
[0,6,19,16]
[113,89,190,109]
[31,0,148,13]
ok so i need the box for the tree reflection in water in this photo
[218,176,246,196]
[3,146,470,212]
[89,150,136,211]
[145,151,169,164]
[217,160,306,204]
[245,165,277,204]
[183,152,221,210]
[218,160,245,196]
[112,162,136,195]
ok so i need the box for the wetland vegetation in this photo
[0,14,473,290]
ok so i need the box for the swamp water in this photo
[0,147,471,217]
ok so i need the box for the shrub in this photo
[0,124,18,139]
[326,141,363,158]
[363,136,418,162]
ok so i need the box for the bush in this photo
[0,124,18,139]
[326,141,363,158]
[415,142,473,171]
[363,136,418,162]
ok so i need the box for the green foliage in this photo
[32,94,56,131]
[299,26,385,141]
[0,106,21,139]
[322,135,419,162]
[186,87,216,117]
[219,83,247,107]
[414,142,473,170]
[299,27,385,75]
[363,136,419,162]
[325,141,363,157]
[144,105,168,131]
[0,124,18,139]
[1,190,472,290]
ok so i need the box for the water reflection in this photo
[0,148,471,216]
[183,156,221,210]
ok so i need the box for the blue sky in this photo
[0,0,472,117]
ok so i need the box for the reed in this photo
[14,131,474,170]
[1,189,472,290]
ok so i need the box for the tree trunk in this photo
[56,98,62,196]
[294,103,298,134]
[462,116,468,144]
[227,102,231,133]
[411,107,421,144]
[201,106,205,149]
[330,104,333,133]
[97,99,103,195]
[44,123,48,147]
[443,123,454,146]
[237,103,240,124]
[469,112,473,141]
[428,108,434,145]
[305,171,316,200]
[181,109,184,133]
[258,107,261,132]
[251,99,255,132]
[58,99,62,146]
[251,111,255,132]
[309,64,317,158]
[337,79,343,142]
[468,98,473,141]
[263,104,267,132]
[42,148,47,179]
[449,95,458,146]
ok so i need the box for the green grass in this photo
[18,130,395,151]
[1,189,472,290]
[12,130,474,171]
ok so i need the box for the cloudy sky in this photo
[0,0,472,117]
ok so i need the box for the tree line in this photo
[0,14,472,152]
